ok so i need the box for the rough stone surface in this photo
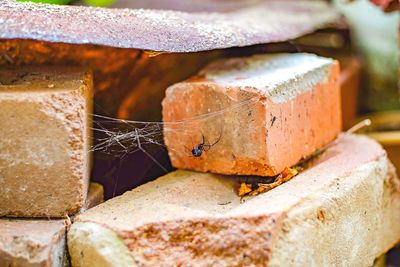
[0,66,93,217]
[0,219,69,267]
[68,135,400,267]
[0,0,338,52]
[163,53,342,176]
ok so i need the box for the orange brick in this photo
[163,53,341,176]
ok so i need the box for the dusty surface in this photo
[0,66,93,217]
[69,135,400,266]
[163,53,341,176]
[202,53,334,103]
[0,0,338,52]
[0,219,69,267]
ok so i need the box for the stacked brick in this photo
[0,66,103,266]
[67,53,400,266]
[69,135,400,267]
[3,54,399,266]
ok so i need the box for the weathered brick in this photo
[68,135,400,267]
[0,219,69,267]
[162,53,341,176]
[0,66,93,217]
[0,182,104,267]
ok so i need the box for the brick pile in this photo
[67,53,400,266]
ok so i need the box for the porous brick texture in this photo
[0,219,69,267]
[0,182,104,267]
[0,66,93,217]
[162,53,341,176]
[68,135,400,267]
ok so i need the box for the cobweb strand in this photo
[91,97,258,157]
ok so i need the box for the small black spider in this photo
[191,134,221,157]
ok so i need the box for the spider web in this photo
[91,97,258,170]
[91,41,307,174]
[91,97,258,197]
[91,90,371,199]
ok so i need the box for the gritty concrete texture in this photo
[163,53,341,176]
[68,135,400,267]
[0,66,93,217]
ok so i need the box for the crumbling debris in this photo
[238,183,252,197]
[237,167,299,200]
[236,119,374,200]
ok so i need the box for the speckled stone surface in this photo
[0,66,93,217]
[202,53,334,103]
[69,135,400,267]
[0,0,338,52]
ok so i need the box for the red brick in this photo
[163,53,341,176]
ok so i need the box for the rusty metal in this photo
[0,0,339,52]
